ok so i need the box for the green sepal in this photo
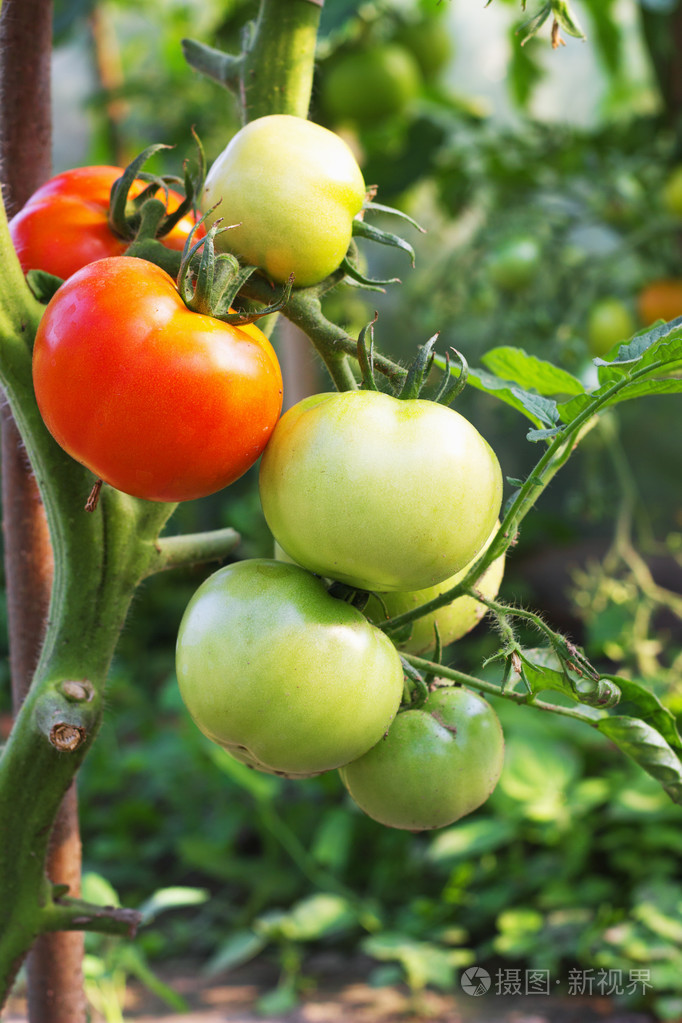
[357,317,380,391]
[517,3,552,46]
[352,218,416,267]
[396,334,439,401]
[433,348,468,406]
[108,144,172,239]
[340,256,399,290]
[26,269,64,305]
[551,0,585,40]
[362,200,426,236]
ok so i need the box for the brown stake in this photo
[0,0,86,1020]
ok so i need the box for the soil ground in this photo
[3,956,659,1023]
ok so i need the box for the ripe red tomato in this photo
[32,256,283,502]
[9,165,200,281]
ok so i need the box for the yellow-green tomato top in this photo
[202,115,366,287]
[259,390,504,593]
[175,559,404,778]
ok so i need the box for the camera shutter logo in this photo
[461,966,492,996]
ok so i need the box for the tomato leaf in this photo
[597,716,682,805]
[600,674,682,755]
[352,218,416,266]
[510,646,619,710]
[204,930,268,977]
[481,346,585,397]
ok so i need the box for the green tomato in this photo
[487,237,541,292]
[321,44,421,126]
[175,559,403,778]
[339,687,505,830]
[586,298,635,357]
[259,390,503,593]
[202,115,366,287]
[365,526,505,654]
[663,165,682,217]
[394,17,453,82]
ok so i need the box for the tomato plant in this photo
[175,559,404,777]
[637,279,682,326]
[586,297,635,357]
[339,687,505,831]
[486,236,541,292]
[202,114,366,287]
[9,165,199,281]
[365,528,505,655]
[320,44,421,126]
[259,389,503,593]
[32,256,283,502]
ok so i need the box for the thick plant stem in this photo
[242,0,321,121]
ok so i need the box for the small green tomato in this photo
[339,687,505,831]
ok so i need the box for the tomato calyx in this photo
[357,324,469,406]
[108,140,204,246]
[177,219,294,326]
[343,197,425,290]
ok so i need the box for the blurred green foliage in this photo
[4,0,682,1018]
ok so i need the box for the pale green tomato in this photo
[339,687,505,830]
[175,559,403,778]
[365,527,505,654]
[202,115,366,287]
[586,298,635,357]
[259,390,504,593]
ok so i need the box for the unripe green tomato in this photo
[321,44,421,126]
[365,527,505,654]
[663,165,682,217]
[394,17,453,82]
[175,559,404,778]
[259,390,504,593]
[586,298,635,357]
[202,115,366,287]
[339,687,505,830]
[487,237,541,292]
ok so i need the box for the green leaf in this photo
[601,674,682,755]
[516,3,552,46]
[351,218,416,266]
[597,716,682,804]
[481,346,585,397]
[508,29,545,106]
[204,930,268,976]
[361,933,460,991]
[551,0,586,40]
[434,353,560,429]
[427,817,517,863]
[512,646,618,709]
[279,894,357,941]
[137,886,209,926]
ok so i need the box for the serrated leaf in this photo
[601,674,682,755]
[434,354,560,429]
[511,647,616,710]
[526,425,562,442]
[481,346,585,396]
[598,716,682,804]
[596,320,682,378]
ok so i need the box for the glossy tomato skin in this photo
[637,279,682,327]
[202,115,366,287]
[365,526,505,654]
[32,257,283,502]
[259,390,503,593]
[9,165,200,281]
[175,559,404,777]
[339,687,505,830]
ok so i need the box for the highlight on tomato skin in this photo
[31,256,283,503]
[9,165,202,281]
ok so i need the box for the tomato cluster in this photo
[16,121,507,831]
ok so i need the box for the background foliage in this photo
[4,0,682,1019]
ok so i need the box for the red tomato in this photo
[10,166,201,280]
[32,256,283,503]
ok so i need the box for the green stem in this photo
[242,0,321,122]
[403,655,604,726]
